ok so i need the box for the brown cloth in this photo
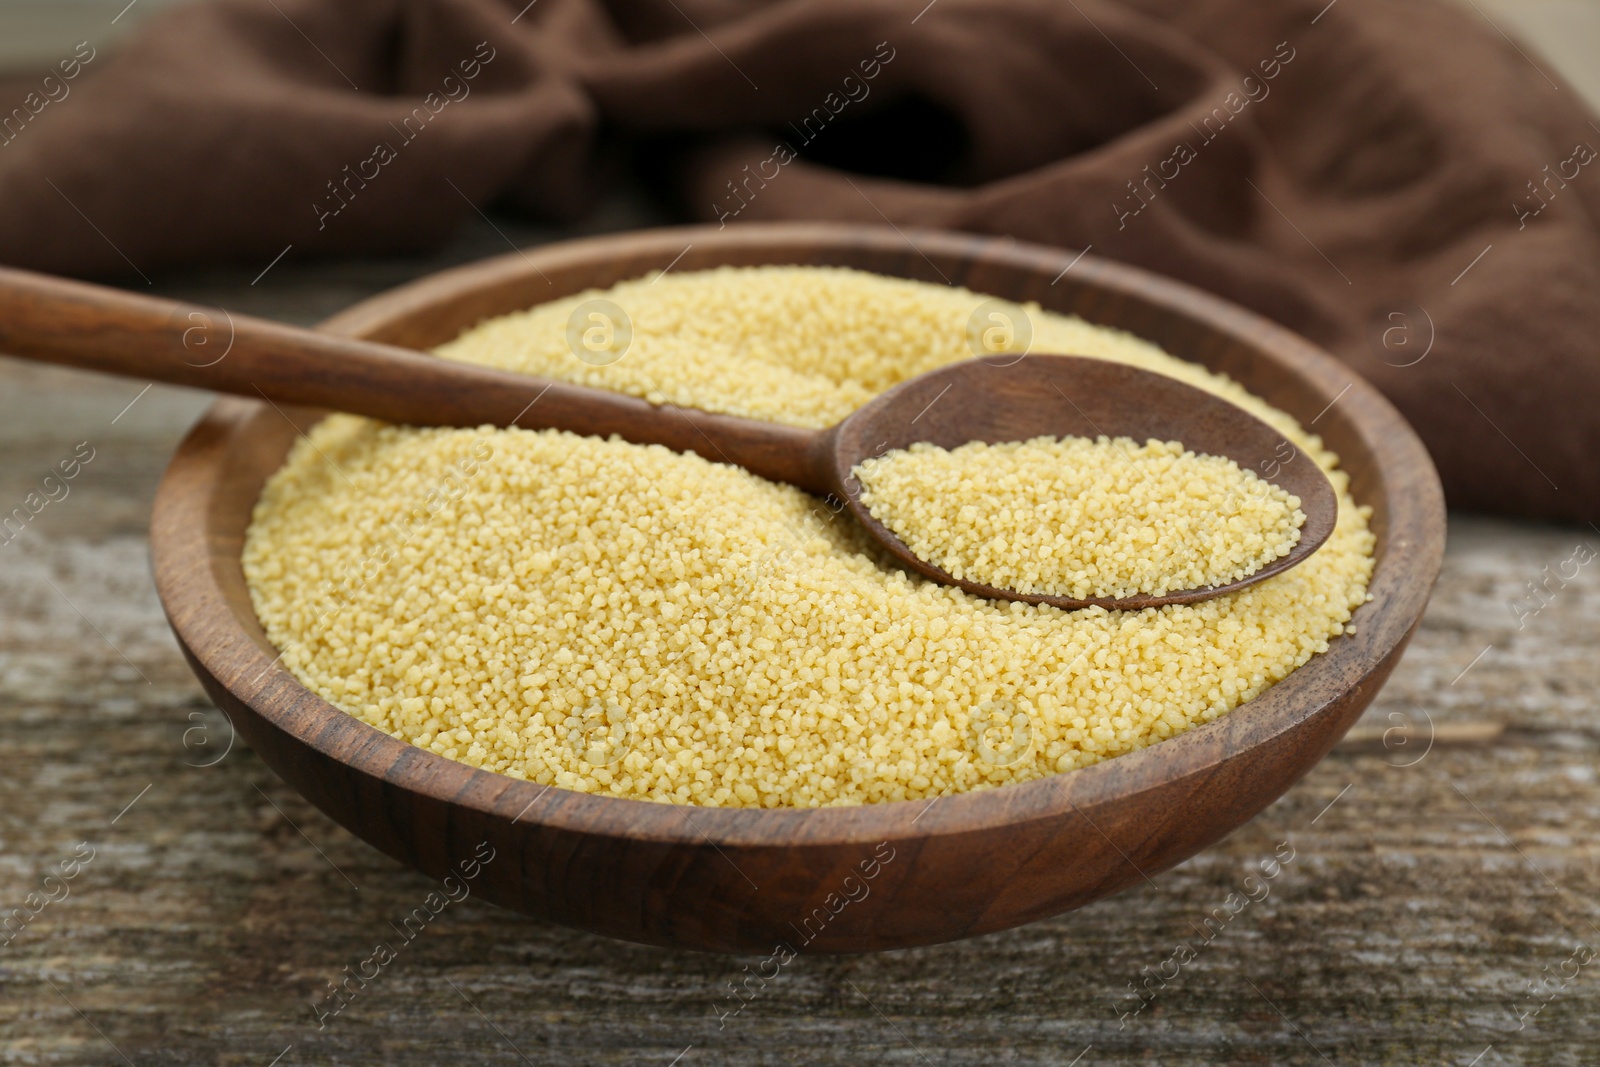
[2,0,1596,522]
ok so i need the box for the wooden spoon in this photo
[0,266,1335,609]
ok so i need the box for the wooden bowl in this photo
[150,223,1444,954]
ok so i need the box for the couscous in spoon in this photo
[0,266,1336,609]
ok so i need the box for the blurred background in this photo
[4,0,1599,111]
[4,0,1597,105]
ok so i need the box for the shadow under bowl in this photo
[150,223,1445,954]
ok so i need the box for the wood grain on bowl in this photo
[150,223,1445,954]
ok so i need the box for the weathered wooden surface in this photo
[2,222,1598,1065]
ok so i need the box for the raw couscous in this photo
[242,266,1374,808]
[852,435,1306,600]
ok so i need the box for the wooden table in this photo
[1,221,1596,1065]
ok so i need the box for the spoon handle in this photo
[0,266,830,491]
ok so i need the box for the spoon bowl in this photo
[823,354,1338,609]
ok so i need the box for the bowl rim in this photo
[151,221,1444,850]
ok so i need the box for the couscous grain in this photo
[242,267,1374,808]
[853,435,1305,600]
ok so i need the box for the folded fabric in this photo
[1,0,1595,521]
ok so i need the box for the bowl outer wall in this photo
[149,222,1445,953]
